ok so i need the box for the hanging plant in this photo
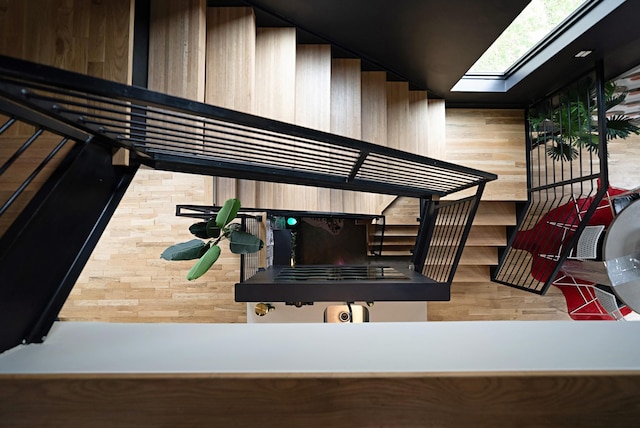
[161,198,263,280]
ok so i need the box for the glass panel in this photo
[467,0,588,74]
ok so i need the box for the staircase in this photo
[0,0,524,326]
[146,1,516,287]
[373,197,517,283]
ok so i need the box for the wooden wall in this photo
[55,2,543,324]
[2,373,640,427]
[59,0,248,323]
[0,0,134,237]
[445,108,527,201]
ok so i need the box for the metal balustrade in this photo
[0,55,497,304]
[493,66,609,294]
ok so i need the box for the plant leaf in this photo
[161,239,208,261]
[546,142,577,161]
[606,115,640,140]
[215,198,241,228]
[228,231,264,254]
[189,220,221,239]
[187,244,221,281]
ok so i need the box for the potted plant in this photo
[161,198,263,280]
[530,80,640,161]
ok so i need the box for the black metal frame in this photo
[492,62,609,294]
[0,55,495,346]
[0,55,495,198]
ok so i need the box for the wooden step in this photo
[430,225,506,246]
[471,201,517,225]
[374,224,419,236]
[385,199,517,227]
[384,215,421,226]
[372,225,506,246]
[426,246,498,265]
[452,265,492,282]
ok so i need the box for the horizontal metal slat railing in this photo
[0,55,496,200]
[0,55,497,296]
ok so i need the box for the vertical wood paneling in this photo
[409,90,429,157]
[362,71,394,212]
[331,58,366,213]
[205,7,256,205]
[294,44,331,211]
[254,27,297,209]
[148,0,206,101]
[427,99,446,159]
[0,0,134,234]
[60,1,249,324]
[386,81,410,151]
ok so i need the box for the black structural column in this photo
[0,140,137,352]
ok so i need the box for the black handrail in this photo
[0,55,496,199]
[0,55,496,303]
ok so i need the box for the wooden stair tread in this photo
[426,246,498,265]
[452,265,492,282]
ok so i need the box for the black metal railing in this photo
[492,65,608,294]
[0,55,497,301]
[414,184,485,284]
[0,55,495,199]
[0,114,81,238]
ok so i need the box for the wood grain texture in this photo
[1,374,638,427]
[148,0,206,100]
[386,81,410,151]
[206,7,256,204]
[445,108,527,201]
[409,90,429,156]
[330,58,376,214]
[61,3,247,323]
[254,27,296,209]
[0,0,133,236]
[0,0,132,82]
[361,71,396,212]
[294,44,331,211]
[59,168,246,323]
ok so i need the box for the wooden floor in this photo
[428,281,571,321]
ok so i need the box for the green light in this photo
[286,217,298,227]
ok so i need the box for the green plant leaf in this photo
[606,115,640,140]
[228,231,264,254]
[189,220,221,239]
[546,142,577,161]
[187,244,221,281]
[215,198,241,228]
[161,239,208,261]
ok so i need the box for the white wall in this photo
[1,321,640,374]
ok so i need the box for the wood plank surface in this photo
[294,44,331,211]
[205,7,256,204]
[1,374,638,427]
[445,108,527,200]
[0,0,133,235]
[254,27,296,209]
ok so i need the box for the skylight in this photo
[467,0,589,75]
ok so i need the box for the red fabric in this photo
[512,183,628,282]
[510,181,633,320]
[554,280,632,320]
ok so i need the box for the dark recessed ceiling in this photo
[213,0,640,107]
